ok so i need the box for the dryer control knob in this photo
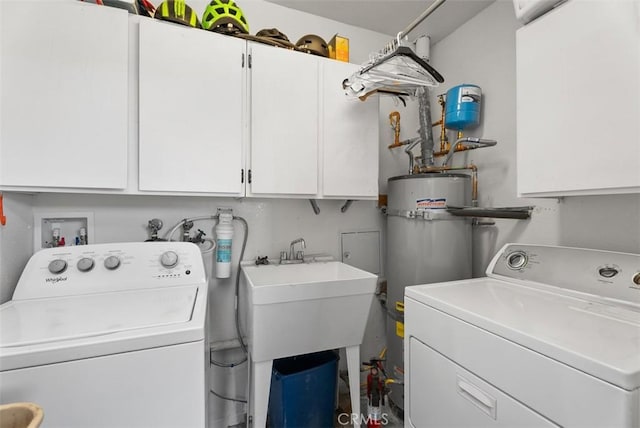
[77,257,95,272]
[632,272,640,286]
[48,259,68,274]
[104,255,121,270]
[160,251,179,268]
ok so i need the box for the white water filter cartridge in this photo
[215,211,234,278]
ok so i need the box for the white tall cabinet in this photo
[138,19,245,195]
[516,0,640,197]
[0,2,128,189]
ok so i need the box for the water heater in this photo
[385,173,472,415]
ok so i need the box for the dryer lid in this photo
[0,285,198,348]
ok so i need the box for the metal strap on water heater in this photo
[385,208,464,221]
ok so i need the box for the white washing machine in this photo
[0,242,209,428]
[404,244,640,427]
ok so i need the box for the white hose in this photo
[163,215,218,251]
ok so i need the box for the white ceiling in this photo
[263,0,496,43]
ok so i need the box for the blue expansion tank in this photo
[445,84,482,130]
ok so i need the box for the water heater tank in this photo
[385,173,472,415]
[444,84,482,130]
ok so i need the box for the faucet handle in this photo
[296,250,305,261]
[280,251,288,261]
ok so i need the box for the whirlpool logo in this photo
[45,276,68,284]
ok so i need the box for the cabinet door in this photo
[0,2,128,189]
[138,20,244,194]
[516,0,640,196]
[248,43,319,196]
[322,61,379,199]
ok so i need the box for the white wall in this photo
[429,0,639,276]
[0,192,33,302]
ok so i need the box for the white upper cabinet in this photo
[516,0,640,197]
[138,20,245,195]
[321,61,379,199]
[247,42,319,196]
[0,2,128,190]
[247,44,379,199]
[0,10,379,198]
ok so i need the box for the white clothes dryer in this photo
[0,242,209,428]
[404,244,640,427]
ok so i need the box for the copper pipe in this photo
[388,111,403,148]
[419,164,478,206]
[432,146,475,157]
[444,138,497,166]
[439,95,448,152]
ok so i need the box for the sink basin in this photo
[0,402,44,428]
[245,261,377,305]
[240,260,377,428]
[241,261,377,361]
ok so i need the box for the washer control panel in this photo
[488,244,640,305]
[13,242,206,300]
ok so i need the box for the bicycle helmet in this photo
[154,0,201,28]
[255,28,296,49]
[202,0,249,34]
[296,34,328,57]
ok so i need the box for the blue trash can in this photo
[268,350,338,428]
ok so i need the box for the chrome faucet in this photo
[281,238,306,264]
[289,238,306,260]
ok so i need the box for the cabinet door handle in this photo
[456,375,497,420]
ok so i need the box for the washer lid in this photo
[0,285,198,348]
[405,278,640,391]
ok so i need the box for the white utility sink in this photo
[240,260,377,428]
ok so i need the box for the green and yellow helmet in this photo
[154,0,201,28]
[202,0,249,34]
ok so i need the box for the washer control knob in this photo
[104,255,121,270]
[506,251,528,270]
[160,251,179,268]
[632,272,640,286]
[48,259,68,275]
[77,257,95,272]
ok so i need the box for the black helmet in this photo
[236,28,297,50]
[255,28,296,49]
